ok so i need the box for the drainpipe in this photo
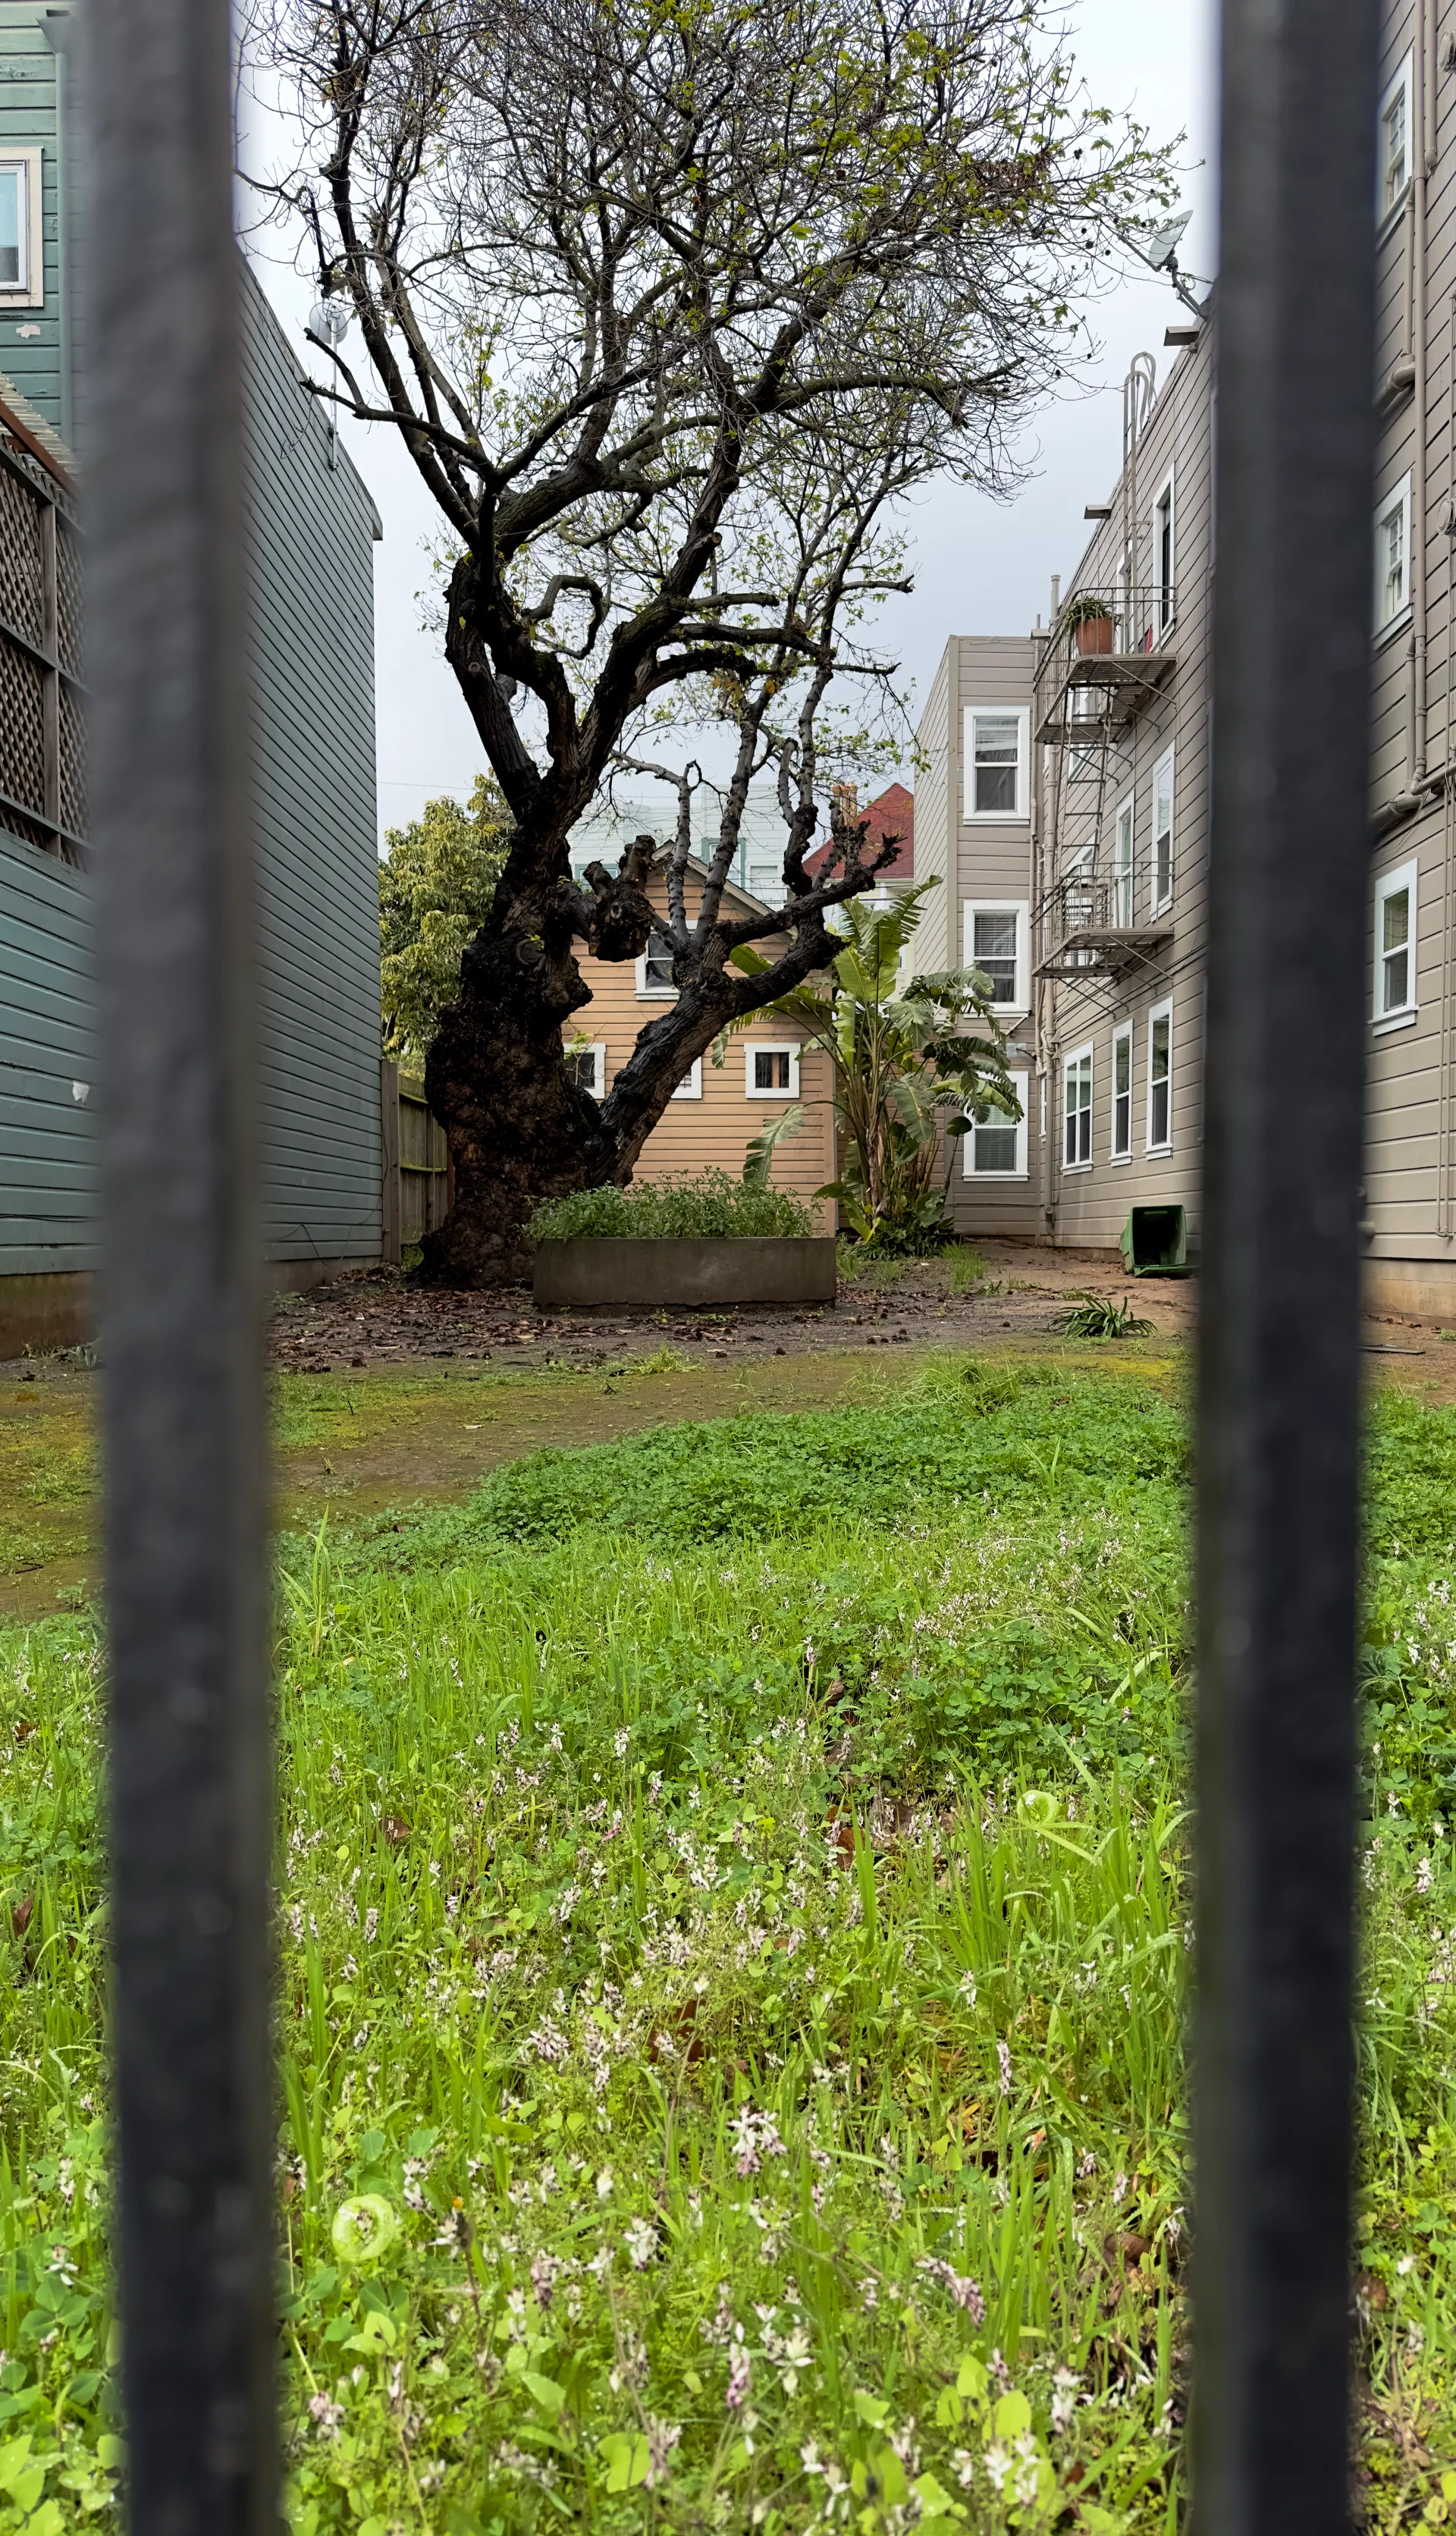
[1412,3,1431,785]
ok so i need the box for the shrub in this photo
[529,1170,816,1242]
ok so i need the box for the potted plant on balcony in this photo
[1062,592,1116,657]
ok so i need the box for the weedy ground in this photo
[1,1357,1455,2531]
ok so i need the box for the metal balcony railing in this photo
[1034,582,1179,745]
[1035,861,1175,980]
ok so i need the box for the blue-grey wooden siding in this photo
[0,256,384,1274]
[0,8,70,435]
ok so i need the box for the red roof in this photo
[805,780,914,883]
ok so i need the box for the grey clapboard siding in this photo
[0,153,384,1271]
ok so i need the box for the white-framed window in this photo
[1373,856,1418,1026]
[563,1040,606,1097]
[1153,472,1175,630]
[0,153,41,306]
[1151,748,1175,913]
[745,1042,799,1098]
[963,1070,1028,1179]
[635,937,676,997]
[1112,791,1134,927]
[963,705,1030,821]
[1147,998,1173,1152]
[1379,53,1414,222]
[1063,1045,1094,1170]
[1375,475,1412,639]
[746,856,783,902]
[963,900,1028,1012]
[1111,1021,1134,1160]
[671,1057,703,1099]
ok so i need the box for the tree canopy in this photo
[379,776,510,1066]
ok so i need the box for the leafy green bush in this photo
[529,1169,816,1241]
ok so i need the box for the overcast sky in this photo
[241,1,1219,846]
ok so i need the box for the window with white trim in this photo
[1379,54,1413,221]
[1152,749,1175,913]
[1112,791,1134,927]
[746,856,783,902]
[963,706,1029,821]
[1147,999,1173,1151]
[0,154,41,306]
[1154,474,1175,630]
[1374,857,1418,1024]
[671,1057,703,1099]
[963,1070,1028,1179]
[1375,476,1412,639]
[1063,1046,1093,1169]
[963,901,1028,1012]
[635,937,676,997]
[563,1040,606,1097]
[1111,1022,1133,1160]
[745,1043,799,1097]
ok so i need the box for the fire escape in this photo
[1033,579,1176,1009]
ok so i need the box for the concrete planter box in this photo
[534,1236,837,1310]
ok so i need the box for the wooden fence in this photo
[380,1059,450,1263]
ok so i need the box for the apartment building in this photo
[914,636,1043,1238]
[920,0,1455,1294]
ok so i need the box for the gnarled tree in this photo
[253,0,1173,1280]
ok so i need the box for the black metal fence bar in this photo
[1195,4,1379,2530]
[89,3,276,2531]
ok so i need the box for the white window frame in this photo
[1151,747,1175,915]
[1153,471,1175,632]
[1111,1021,1134,1163]
[1062,1044,1094,1172]
[0,152,41,307]
[671,1057,704,1099]
[1374,474,1413,642]
[962,899,1029,1014]
[563,1039,606,1098]
[744,1042,800,1099]
[635,938,676,999]
[1112,789,1135,928]
[1378,52,1414,227]
[963,1070,1028,1180]
[1146,997,1174,1154]
[962,705,1031,823]
[1373,855,1419,1029]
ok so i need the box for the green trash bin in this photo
[1120,1204,1190,1276]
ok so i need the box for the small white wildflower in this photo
[623,2214,657,2269]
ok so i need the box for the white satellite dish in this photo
[1142,209,1193,272]
[307,297,352,350]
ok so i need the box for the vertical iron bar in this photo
[86,3,275,2531]
[1196,3,1379,2531]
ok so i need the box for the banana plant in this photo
[720,880,1018,1251]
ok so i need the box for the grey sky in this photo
[242,1,1218,846]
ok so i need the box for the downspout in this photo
[1413,0,1432,786]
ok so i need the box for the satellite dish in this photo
[307,297,351,350]
[1142,209,1193,271]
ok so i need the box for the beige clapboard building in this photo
[921,0,1456,1307]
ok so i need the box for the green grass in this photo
[2,1362,1455,2531]
[529,1172,816,1242]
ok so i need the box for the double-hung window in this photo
[745,1044,799,1097]
[1147,999,1173,1151]
[564,1040,606,1097]
[1112,792,1134,927]
[1153,476,1175,631]
[964,902,1028,1012]
[963,1071,1028,1179]
[637,937,676,997]
[747,857,783,902]
[1373,858,1418,1026]
[963,707,1029,820]
[671,1058,703,1099]
[1379,55,1413,221]
[1151,749,1175,913]
[0,153,40,306]
[1063,1047,1093,1170]
[1375,477,1412,640]
[1111,1022,1133,1160]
